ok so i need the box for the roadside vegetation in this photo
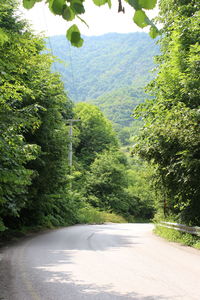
[134,0,200,227]
[0,1,154,238]
[78,205,127,224]
[154,226,200,250]
[133,0,200,248]
[0,0,199,250]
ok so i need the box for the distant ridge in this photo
[49,32,159,126]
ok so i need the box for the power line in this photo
[42,5,57,72]
[41,5,77,99]
[67,40,77,102]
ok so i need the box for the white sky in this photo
[19,0,158,37]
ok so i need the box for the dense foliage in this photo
[134,0,200,225]
[71,103,154,219]
[21,0,159,47]
[74,103,118,166]
[0,1,158,234]
[73,103,130,215]
[85,150,130,214]
[0,0,76,231]
[126,157,155,219]
[84,151,155,219]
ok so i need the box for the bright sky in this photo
[20,0,158,37]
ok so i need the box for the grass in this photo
[77,205,127,224]
[154,225,200,250]
[100,211,127,223]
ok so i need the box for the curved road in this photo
[0,223,200,300]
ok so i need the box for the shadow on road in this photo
[1,224,173,300]
[25,225,171,300]
[32,263,172,300]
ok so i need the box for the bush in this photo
[77,204,127,224]
[100,212,127,223]
[154,225,200,249]
[78,205,105,224]
[0,218,7,232]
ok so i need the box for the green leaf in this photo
[0,28,9,46]
[62,5,75,21]
[133,10,151,28]
[149,25,159,38]
[67,25,84,47]
[23,0,37,9]
[49,0,65,15]
[107,0,112,8]
[138,0,157,10]
[126,0,141,10]
[92,0,108,7]
[70,0,85,14]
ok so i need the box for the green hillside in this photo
[90,86,145,127]
[49,33,159,127]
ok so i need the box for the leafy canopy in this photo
[134,0,200,225]
[74,102,118,166]
[0,0,77,230]
[22,0,159,47]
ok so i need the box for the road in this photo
[0,223,200,300]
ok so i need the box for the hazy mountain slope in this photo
[49,33,158,98]
[89,86,145,127]
[48,33,159,128]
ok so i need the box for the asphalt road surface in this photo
[0,223,200,300]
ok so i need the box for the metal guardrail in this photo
[159,221,200,237]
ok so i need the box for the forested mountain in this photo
[49,33,159,126]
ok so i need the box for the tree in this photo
[74,102,118,167]
[0,0,41,230]
[0,0,76,230]
[126,157,155,219]
[134,0,200,225]
[85,150,131,214]
[20,0,159,47]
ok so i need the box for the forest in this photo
[49,32,159,143]
[0,0,200,237]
